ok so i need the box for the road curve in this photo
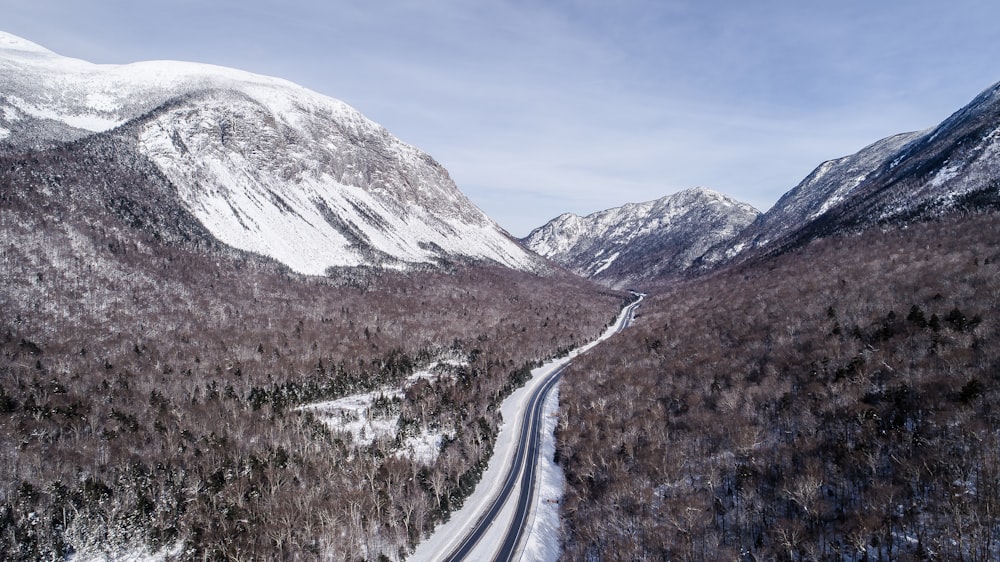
[442,365,564,561]
[491,364,562,561]
[443,294,643,562]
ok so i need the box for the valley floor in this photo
[411,296,641,561]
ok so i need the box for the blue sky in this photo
[5,1,1000,235]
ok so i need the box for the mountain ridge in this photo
[522,187,759,287]
[0,31,542,275]
[529,79,1000,286]
[705,80,1000,266]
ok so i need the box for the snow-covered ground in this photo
[296,361,461,464]
[67,539,185,562]
[517,383,565,562]
[410,295,642,561]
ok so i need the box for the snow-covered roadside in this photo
[62,297,640,562]
[517,383,565,562]
[408,358,564,561]
[410,294,643,561]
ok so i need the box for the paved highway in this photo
[442,294,643,562]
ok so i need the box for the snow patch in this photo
[67,539,185,562]
[2,104,19,122]
[4,95,122,132]
[299,390,405,447]
[590,251,620,275]
[930,161,962,187]
[296,363,461,463]
[724,241,748,259]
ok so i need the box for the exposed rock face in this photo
[523,187,759,287]
[0,31,541,275]
[705,81,1000,265]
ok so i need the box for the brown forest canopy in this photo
[558,210,1000,562]
[0,141,627,559]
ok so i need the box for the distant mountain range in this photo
[0,31,541,275]
[4,30,999,289]
[527,81,1000,287]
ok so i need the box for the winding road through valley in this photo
[413,294,643,562]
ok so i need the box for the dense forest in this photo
[557,211,1000,561]
[0,143,627,560]
[6,107,1000,562]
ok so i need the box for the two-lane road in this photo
[490,363,564,561]
[441,294,643,562]
[443,365,566,561]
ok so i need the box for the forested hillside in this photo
[558,211,1000,561]
[8,23,1000,562]
[0,142,626,560]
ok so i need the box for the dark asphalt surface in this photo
[443,295,642,562]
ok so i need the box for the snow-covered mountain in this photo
[523,187,759,287]
[702,80,1000,266]
[527,79,1000,285]
[0,32,540,274]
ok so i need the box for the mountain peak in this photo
[0,31,55,56]
[1,32,542,275]
[523,188,759,287]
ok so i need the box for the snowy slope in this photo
[523,187,759,287]
[702,80,1000,266]
[0,31,540,274]
[695,132,924,266]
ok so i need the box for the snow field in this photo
[1,31,541,275]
